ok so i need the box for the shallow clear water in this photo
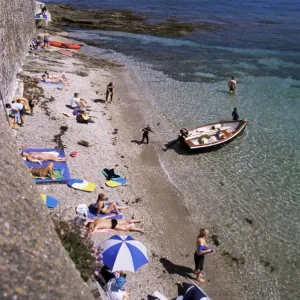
[46,0,300,298]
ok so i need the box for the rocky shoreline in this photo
[47,4,219,37]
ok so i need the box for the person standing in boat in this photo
[140,125,154,146]
[228,76,237,93]
[232,107,239,120]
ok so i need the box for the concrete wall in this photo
[0,0,35,105]
[0,1,94,299]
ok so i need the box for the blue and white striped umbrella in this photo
[100,235,149,272]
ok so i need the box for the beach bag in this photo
[75,204,89,219]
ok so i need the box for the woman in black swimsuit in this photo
[95,193,128,216]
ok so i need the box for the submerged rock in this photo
[47,4,218,37]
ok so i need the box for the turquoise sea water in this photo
[46,0,300,298]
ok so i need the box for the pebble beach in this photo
[11,30,247,299]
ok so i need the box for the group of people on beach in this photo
[6,35,241,297]
[5,96,36,129]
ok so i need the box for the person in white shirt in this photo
[71,93,87,108]
[11,101,23,124]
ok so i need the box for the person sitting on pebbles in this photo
[23,151,67,164]
[93,193,128,216]
[71,93,87,108]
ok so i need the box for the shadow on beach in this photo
[163,140,201,156]
[131,139,141,145]
[160,257,194,279]
[93,98,106,103]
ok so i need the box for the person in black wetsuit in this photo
[232,107,239,121]
[140,125,154,146]
[105,82,114,103]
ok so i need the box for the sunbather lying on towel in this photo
[23,151,67,164]
[86,218,144,235]
[29,163,55,180]
[45,70,67,81]
[95,193,128,216]
[40,74,69,85]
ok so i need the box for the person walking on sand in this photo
[140,125,154,146]
[106,81,114,103]
[232,107,239,121]
[194,228,214,283]
[228,76,237,93]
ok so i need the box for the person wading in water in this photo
[232,107,239,120]
[228,76,237,93]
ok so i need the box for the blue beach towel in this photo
[40,81,63,86]
[23,148,70,184]
[88,203,123,220]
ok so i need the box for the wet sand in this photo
[14,34,244,299]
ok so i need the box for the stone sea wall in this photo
[0,1,94,299]
[0,0,35,106]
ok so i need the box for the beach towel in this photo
[23,148,70,184]
[59,50,74,57]
[88,203,123,220]
[40,81,62,86]
[32,169,63,179]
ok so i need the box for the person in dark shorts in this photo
[106,82,114,103]
[86,218,144,235]
[194,228,214,283]
[140,125,154,146]
[232,107,239,120]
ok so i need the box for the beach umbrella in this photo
[100,235,149,272]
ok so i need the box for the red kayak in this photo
[50,40,81,50]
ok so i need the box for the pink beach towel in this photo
[59,50,74,57]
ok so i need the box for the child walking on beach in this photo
[194,228,214,283]
[140,125,154,146]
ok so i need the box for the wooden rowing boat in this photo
[181,119,248,150]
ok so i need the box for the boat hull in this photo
[50,40,81,50]
[182,119,248,151]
